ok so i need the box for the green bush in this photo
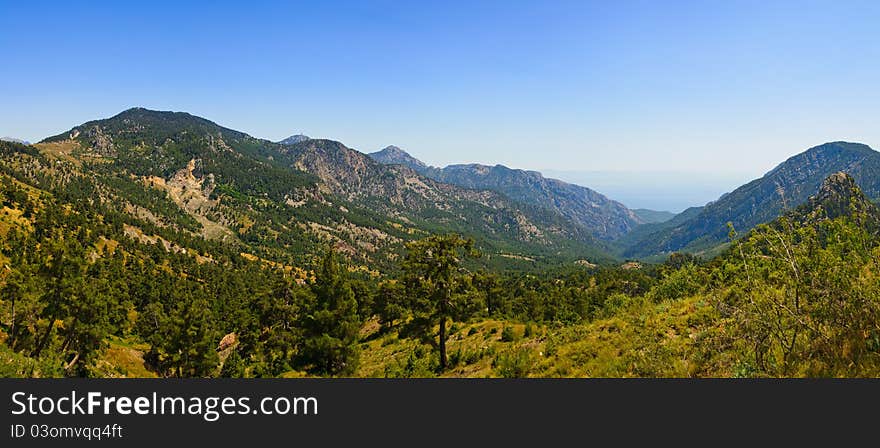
[493,347,533,378]
[500,326,518,342]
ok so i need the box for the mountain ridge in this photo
[367,145,643,240]
[620,141,880,257]
[31,107,615,267]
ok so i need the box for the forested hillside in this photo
[35,108,613,269]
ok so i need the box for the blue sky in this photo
[2,1,879,209]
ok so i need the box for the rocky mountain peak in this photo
[804,172,877,221]
[368,145,427,170]
[279,134,310,145]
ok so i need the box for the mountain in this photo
[632,208,676,224]
[276,138,610,261]
[621,141,880,257]
[1,137,29,145]
[430,164,643,240]
[278,134,310,145]
[29,108,611,269]
[368,145,427,170]
[368,146,642,240]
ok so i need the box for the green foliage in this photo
[647,263,705,302]
[139,294,219,378]
[374,280,406,329]
[220,349,247,378]
[718,214,880,376]
[622,142,880,257]
[98,172,201,232]
[500,326,518,342]
[493,347,534,378]
[295,249,361,376]
[383,345,437,378]
[402,234,478,370]
[7,118,880,380]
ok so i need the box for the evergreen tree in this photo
[33,236,87,359]
[374,280,406,330]
[220,348,247,378]
[295,249,361,376]
[139,291,219,378]
[402,234,477,371]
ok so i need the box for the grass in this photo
[45,296,728,378]
[91,336,157,378]
[356,318,546,378]
[532,296,722,377]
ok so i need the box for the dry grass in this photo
[92,337,157,378]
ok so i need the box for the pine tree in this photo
[375,280,406,330]
[295,249,361,376]
[402,234,477,371]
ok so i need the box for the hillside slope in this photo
[37,108,612,268]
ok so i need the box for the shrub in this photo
[493,347,533,378]
[500,326,517,342]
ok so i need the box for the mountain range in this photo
[0,137,29,145]
[16,108,612,271]
[5,107,879,267]
[367,147,643,240]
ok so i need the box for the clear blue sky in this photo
[3,0,880,180]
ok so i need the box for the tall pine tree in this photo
[402,234,477,371]
[295,249,361,376]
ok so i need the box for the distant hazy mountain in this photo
[278,134,310,145]
[368,146,643,240]
[621,142,880,257]
[1,136,29,145]
[632,209,676,223]
[542,169,754,213]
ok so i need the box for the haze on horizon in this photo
[2,1,879,211]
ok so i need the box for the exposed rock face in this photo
[167,159,219,214]
[801,172,880,223]
[148,158,231,241]
[86,125,115,156]
[429,163,642,240]
[218,333,237,352]
[39,107,614,265]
